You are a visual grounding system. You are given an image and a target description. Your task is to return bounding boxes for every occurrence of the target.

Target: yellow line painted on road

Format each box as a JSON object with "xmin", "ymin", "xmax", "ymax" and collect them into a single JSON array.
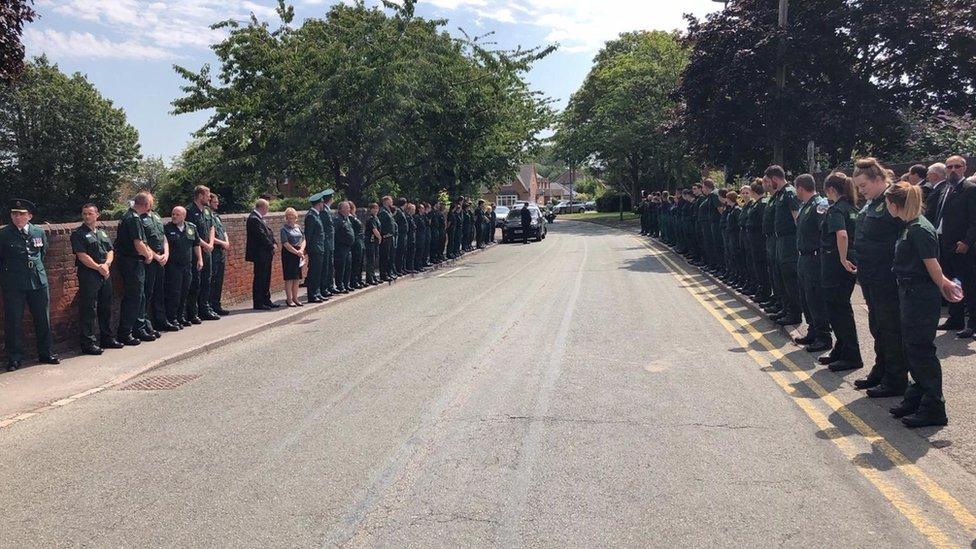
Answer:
[
  {"xmin": 436, "ymin": 267, "xmax": 464, "ymax": 278},
  {"xmin": 638, "ymin": 236, "xmax": 973, "ymax": 546}
]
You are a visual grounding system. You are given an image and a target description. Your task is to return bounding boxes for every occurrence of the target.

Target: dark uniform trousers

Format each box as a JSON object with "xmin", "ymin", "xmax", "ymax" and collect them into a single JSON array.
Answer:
[
  {"xmin": 414, "ymin": 231, "xmax": 425, "ymax": 268},
  {"xmin": 78, "ymin": 269, "xmax": 113, "ymax": 347},
  {"xmin": 165, "ymin": 262, "xmax": 192, "ymax": 323},
  {"xmin": 144, "ymin": 260, "xmax": 165, "ymax": 328},
  {"xmin": 861, "ymin": 281, "xmax": 908, "ymax": 391},
  {"xmin": 306, "ymin": 252, "xmax": 324, "ymax": 298},
  {"xmin": 797, "ymin": 253, "xmax": 830, "ymax": 340},
  {"xmin": 335, "ymin": 244, "xmax": 352, "ymax": 290},
  {"xmin": 252, "ymin": 250, "xmax": 273, "ymax": 306},
  {"xmin": 3, "ymin": 286, "xmax": 52, "ymax": 362},
  {"xmin": 777, "ymin": 235, "xmax": 801, "ymax": 318},
  {"xmin": 379, "ymin": 236, "xmax": 394, "ymax": 278},
  {"xmin": 395, "ymin": 233, "xmax": 407, "ymax": 273},
  {"xmin": 940, "ymin": 245, "xmax": 976, "ymax": 328},
  {"xmin": 187, "ymin": 250, "xmax": 212, "ymax": 318},
  {"xmin": 322, "ymin": 247, "xmax": 335, "ymax": 293},
  {"xmin": 117, "ymin": 255, "xmax": 146, "ymax": 337},
  {"xmin": 898, "ymin": 279, "xmax": 944, "ymax": 408},
  {"xmin": 405, "ymin": 233, "xmax": 416, "ymax": 271},
  {"xmin": 766, "ymin": 239, "xmax": 783, "ymax": 305},
  {"xmin": 751, "ymin": 233, "xmax": 769, "ymax": 298},
  {"xmin": 365, "ymin": 244, "xmax": 378, "ymax": 282},
  {"xmin": 823, "ymin": 277, "xmax": 861, "ymax": 362},
  {"xmin": 352, "ymin": 241, "xmax": 365, "ymax": 284},
  {"xmin": 209, "ymin": 248, "xmax": 226, "ymax": 312}
]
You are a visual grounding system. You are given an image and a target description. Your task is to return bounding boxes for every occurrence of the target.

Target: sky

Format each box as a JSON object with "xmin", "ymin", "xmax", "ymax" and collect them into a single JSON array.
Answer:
[{"xmin": 23, "ymin": 0, "xmax": 723, "ymax": 162}]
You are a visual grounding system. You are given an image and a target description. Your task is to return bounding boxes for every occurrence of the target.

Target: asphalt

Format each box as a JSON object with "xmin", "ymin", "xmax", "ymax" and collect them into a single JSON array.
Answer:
[{"xmin": 3, "ymin": 220, "xmax": 976, "ymax": 547}]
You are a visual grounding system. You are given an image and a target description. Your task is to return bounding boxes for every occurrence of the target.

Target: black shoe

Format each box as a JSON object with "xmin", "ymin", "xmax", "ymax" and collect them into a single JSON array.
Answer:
[
  {"xmin": 267, "ymin": 302, "xmax": 281, "ymax": 309},
  {"xmin": 6, "ymin": 360, "xmax": 21, "ymax": 371},
  {"xmin": 161, "ymin": 323, "xmax": 180, "ymax": 332},
  {"xmin": 179, "ymin": 318, "xmax": 192, "ymax": 327},
  {"xmin": 956, "ymin": 328, "xmax": 975, "ymax": 338},
  {"xmin": 889, "ymin": 401, "xmax": 919, "ymax": 419},
  {"xmin": 150, "ymin": 329, "xmax": 162, "ymax": 338},
  {"xmin": 775, "ymin": 316, "xmax": 801, "ymax": 326},
  {"xmin": 866, "ymin": 385, "xmax": 904, "ymax": 398},
  {"xmin": 794, "ymin": 334, "xmax": 815, "ymax": 345},
  {"xmin": 853, "ymin": 376, "xmax": 881, "ymax": 390},
  {"xmin": 136, "ymin": 331, "xmax": 157, "ymax": 342},
  {"xmin": 215, "ymin": 308, "xmax": 231, "ymax": 316},
  {"xmin": 902, "ymin": 412, "xmax": 948, "ymax": 428},
  {"xmin": 253, "ymin": 304, "xmax": 272, "ymax": 310},
  {"xmin": 818, "ymin": 354, "xmax": 838, "ymax": 365},
  {"xmin": 201, "ymin": 312, "xmax": 221, "ymax": 321},
  {"xmin": 189, "ymin": 317, "xmax": 202, "ymax": 324},
  {"xmin": 119, "ymin": 334, "xmax": 141, "ymax": 346},
  {"xmin": 937, "ymin": 320, "xmax": 964, "ymax": 331},
  {"xmin": 82, "ymin": 345, "xmax": 104, "ymax": 356},
  {"xmin": 828, "ymin": 360, "xmax": 862, "ymax": 372},
  {"xmin": 101, "ymin": 338, "xmax": 125, "ymax": 349},
  {"xmin": 307, "ymin": 296, "xmax": 325, "ymax": 304},
  {"xmin": 805, "ymin": 340, "xmax": 832, "ymax": 353}
]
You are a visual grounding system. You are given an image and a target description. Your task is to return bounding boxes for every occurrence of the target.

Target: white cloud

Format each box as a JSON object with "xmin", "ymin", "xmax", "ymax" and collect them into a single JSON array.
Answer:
[
  {"xmin": 24, "ymin": 28, "xmax": 176, "ymax": 60},
  {"xmin": 30, "ymin": 0, "xmax": 285, "ymax": 61}
]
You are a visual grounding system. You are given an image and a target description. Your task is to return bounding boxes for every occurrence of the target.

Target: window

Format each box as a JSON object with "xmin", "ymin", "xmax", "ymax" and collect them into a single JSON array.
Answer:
[{"xmin": 497, "ymin": 194, "xmax": 518, "ymax": 207}]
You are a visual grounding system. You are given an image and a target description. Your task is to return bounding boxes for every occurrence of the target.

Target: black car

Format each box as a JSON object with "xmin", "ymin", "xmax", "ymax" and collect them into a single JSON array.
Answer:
[{"xmin": 502, "ymin": 204, "xmax": 548, "ymax": 242}]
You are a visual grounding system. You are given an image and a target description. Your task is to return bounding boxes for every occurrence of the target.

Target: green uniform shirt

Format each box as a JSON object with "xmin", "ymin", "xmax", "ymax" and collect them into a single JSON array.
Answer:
[
  {"xmin": 334, "ymin": 215, "xmax": 355, "ymax": 247},
  {"xmin": 305, "ymin": 209, "xmax": 326, "ymax": 255},
  {"xmin": 320, "ymin": 206, "xmax": 335, "ymax": 249},
  {"xmin": 761, "ymin": 195, "xmax": 776, "ymax": 237},
  {"xmin": 819, "ymin": 198, "xmax": 858, "ymax": 286},
  {"xmin": 893, "ymin": 216, "xmax": 939, "ymax": 279},
  {"xmin": 164, "ymin": 221, "xmax": 201, "ymax": 266},
  {"xmin": 379, "ymin": 207, "xmax": 395, "ymax": 236},
  {"xmin": 0, "ymin": 224, "xmax": 48, "ymax": 290},
  {"xmin": 854, "ymin": 191, "xmax": 904, "ymax": 284},
  {"xmin": 796, "ymin": 195, "xmax": 827, "ymax": 253},
  {"xmin": 351, "ymin": 215, "xmax": 365, "ymax": 245},
  {"xmin": 141, "ymin": 210, "xmax": 166, "ymax": 254},
  {"xmin": 773, "ymin": 185, "xmax": 800, "ymax": 237},
  {"xmin": 115, "ymin": 208, "xmax": 146, "ymax": 257},
  {"xmin": 71, "ymin": 225, "xmax": 113, "ymax": 271},
  {"xmin": 213, "ymin": 212, "xmax": 227, "ymax": 241},
  {"xmin": 705, "ymin": 191, "xmax": 722, "ymax": 223},
  {"xmin": 366, "ymin": 215, "xmax": 381, "ymax": 247},
  {"xmin": 186, "ymin": 203, "xmax": 214, "ymax": 248}
]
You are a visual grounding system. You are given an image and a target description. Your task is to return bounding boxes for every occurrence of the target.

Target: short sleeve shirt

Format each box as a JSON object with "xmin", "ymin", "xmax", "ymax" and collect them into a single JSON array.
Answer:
[
  {"xmin": 71, "ymin": 225, "xmax": 113, "ymax": 270},
  {"xmin": 280, "ymin": 224, "xmax": 305, "ymax": 247},
  {"xmin": 115, "ymin": 208, "xmax": 146, "ymax": 256},
  {"xmin": 774, "ymin": 185, "xmax": 800, "ymax": 237},
  {"xmin": 893, "ymin": 216, "xmax": 939, "ymax": 279},
  {"xmin": 854, "ymin": 191, "xmax": 904, "ymax": 284},
  {"xmin": 141, "ymin": 211, "xmax": 166, "ymax": 253},
  {"xmin": 165, "ymin": 222, "xmax": 201, "ymax": 266}
]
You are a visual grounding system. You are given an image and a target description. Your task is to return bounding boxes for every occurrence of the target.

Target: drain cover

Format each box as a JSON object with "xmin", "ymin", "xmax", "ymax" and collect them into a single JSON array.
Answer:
[{"xmin": 119, "ymin": 374, "xmax": 200, "ymax": 391}]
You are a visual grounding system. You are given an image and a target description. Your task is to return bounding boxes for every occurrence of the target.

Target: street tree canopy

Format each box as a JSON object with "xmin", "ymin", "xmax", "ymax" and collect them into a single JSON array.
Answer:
[
  {"xmin": 0, "ymin": 0, "xmax": 35, "ymax": 82},
  {"xmin": 554, "ymin": 31, "xmax": 700, "ymax": 198},
  {"xmin": 173, "ymin": 0, "xmax": 554, "ymax": 204}
]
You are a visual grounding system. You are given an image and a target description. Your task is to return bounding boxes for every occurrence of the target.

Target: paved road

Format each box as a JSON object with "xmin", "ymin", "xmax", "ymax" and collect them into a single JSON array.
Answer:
[{"xmin": 3, "ymin": 221, "xmax": 976, "ymax": 547}]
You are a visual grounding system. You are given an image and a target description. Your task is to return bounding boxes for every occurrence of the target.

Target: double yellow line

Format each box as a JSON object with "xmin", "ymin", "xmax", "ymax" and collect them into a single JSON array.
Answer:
[{"xmin": 636, "ymin": 235, "xmax": 976, "ymax": 547}]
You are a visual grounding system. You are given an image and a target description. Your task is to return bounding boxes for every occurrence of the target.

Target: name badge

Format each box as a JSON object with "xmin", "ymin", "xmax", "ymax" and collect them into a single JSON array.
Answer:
[
  {"xmin": 188, "ymin": 229, "xmax": 195, "ymax": 236},
  {"xmin": 32, "ymin": 237, "xmax": 43, "ymax": 247},
  {"xmin": 85, "ymin": 233, "xmax": 97, "ymax": 243}
]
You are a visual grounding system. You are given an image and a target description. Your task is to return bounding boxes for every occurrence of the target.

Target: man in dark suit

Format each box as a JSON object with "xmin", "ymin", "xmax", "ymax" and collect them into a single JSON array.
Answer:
[
  {"xmin": 923, "ymin": 162, "xmax": 947, "ymax": 225},
  {"xmin": 520, "ymin": 202, "xmax": 532, "ymax": 244},
  {"xmin": 246, "ymin": 198, "xmax": 278, "ymax": 310},
  {"xmin": 933, "ymin": 155, "xmax": 976, "ymax": 337}
]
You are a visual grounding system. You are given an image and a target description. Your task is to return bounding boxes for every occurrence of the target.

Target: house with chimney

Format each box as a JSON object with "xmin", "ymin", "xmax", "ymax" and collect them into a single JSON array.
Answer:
[{"xmin": 483, "ymin": 164, "xmax": 538, "ymax": 207}]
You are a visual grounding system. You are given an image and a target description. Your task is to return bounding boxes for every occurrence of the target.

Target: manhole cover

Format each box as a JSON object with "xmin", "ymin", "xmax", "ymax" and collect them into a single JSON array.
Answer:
[{"xmin": 119, "ymin": 374, "xmax": 200, "ymax": 391}]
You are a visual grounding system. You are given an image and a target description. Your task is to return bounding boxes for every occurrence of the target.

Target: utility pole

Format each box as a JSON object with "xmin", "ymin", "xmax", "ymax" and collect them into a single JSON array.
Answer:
[{"xmin": 773, "ymin": 0, "xmax": 789, "ymax": 167}]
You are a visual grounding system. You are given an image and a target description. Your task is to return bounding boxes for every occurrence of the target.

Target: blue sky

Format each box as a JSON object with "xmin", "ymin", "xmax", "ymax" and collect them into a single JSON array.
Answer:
[{"xmin": 24, "ymin": 0, "xmax": 723, "ymax": 162}]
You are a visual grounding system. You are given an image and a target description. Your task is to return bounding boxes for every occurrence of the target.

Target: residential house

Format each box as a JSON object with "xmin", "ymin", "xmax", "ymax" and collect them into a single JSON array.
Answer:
[{"xmin": 483, "ymin": 164, "xmax": 538, "ymax": 206}]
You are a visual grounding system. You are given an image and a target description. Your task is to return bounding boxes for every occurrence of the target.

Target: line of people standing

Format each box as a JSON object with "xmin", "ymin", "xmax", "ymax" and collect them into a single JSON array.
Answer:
[
  {"xmin": 641, "ymin": 156, "xmax": 973, "ymax": 429},
  {"xmin": 245, "ymin": 192, "xmax": 498, "ymax": 309}
]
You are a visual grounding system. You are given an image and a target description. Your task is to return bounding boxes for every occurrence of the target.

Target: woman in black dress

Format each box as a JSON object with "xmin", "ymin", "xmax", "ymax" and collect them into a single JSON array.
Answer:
[{"xmin": 280, "ymin": 207, "xmax": 306, "ymax": 307}]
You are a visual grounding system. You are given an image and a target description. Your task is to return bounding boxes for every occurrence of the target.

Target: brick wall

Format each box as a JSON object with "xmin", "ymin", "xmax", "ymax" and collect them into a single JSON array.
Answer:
[{"xmin": 0, "ymin": 211, "xmax": 293, "ymax": 360}]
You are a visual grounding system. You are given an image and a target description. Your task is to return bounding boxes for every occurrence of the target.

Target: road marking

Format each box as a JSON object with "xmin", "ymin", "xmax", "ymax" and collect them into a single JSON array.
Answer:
[
  {"xmin": 637, "ymin": 236, "xmax": 974, "ymax": 546},
  {"xmin": 436, "ymin": 267, "xmax": 464, "ymax": 278}
]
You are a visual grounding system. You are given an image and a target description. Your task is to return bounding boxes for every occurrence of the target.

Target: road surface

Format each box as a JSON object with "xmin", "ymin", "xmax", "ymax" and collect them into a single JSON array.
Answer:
[{"xmin": 3, "ymin": 220, "xmax": 976, "ymax": 547}]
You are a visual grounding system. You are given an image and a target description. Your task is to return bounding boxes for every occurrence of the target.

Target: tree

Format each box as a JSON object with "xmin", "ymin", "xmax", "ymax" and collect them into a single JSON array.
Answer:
[
  {"xmin": 678, "ymin": 0, "xmax": 976, "ymax": 177},
  {"xmin": 0, "ymin": 0, "xmax": 35, "ymax": 82},
  {"xmin": 173, "ymin": 0, "xmax": 553, "ymax": 204},
  {"xmin": 0, "ymin": 56, "xmax": 140, "ymax": 221},
  {"xmin": 555, "ymin": 31, "xmax": 700, "ymax": 199}
]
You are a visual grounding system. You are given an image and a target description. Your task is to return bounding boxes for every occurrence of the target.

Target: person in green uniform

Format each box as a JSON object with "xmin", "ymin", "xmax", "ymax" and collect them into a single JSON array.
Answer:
[
  {"xmin": 208, "ymin": 193, "xmax": 231, "ymax": 316},
  {"xmin": 414, "ymin": 203, "xmax": 428, "ymax": 272},
  {"xmin": 186, "ymin": 185, "xmax": 220, "ymax": 322},
  {"xmin": 394, "ymin": 198, "xmax": 409, "ymax": 273},
  {"xmin": 365, "ymin": 203, "xmax": 382, "ymax": 285},
  {"xmin": 319, "ymin": 190, "xmax": 338, "ymax": 296},
  {"xmin": 818, "ymin": 172, "xmax": 863, "ymax": 372},
  {"xmin": 115, "ymin": 192, "xmax": 155, "ymax": 345},
  {"xmin": 379, "ymin": 196, "xmax": 396, "ymax": 281},
  {"xmin": 304, "ymin": 191, "xmax": 328, "ymax": 303},
  {"xmin": 476, "ymin": 200, "xmax": 487, "ymax": 249},
  {"xmin": 462, "ymin": 201, "xmax": 475, "ymax": 252},
  {"xmin": 0, "ymin": 199, "xmax": 59, "ymax": 370},
  {"xmin": 884, "ymin": 181, "xmax": 962, "ymax": 427},
  {"xmin": 760, "ymin": 177, "xmax": 783, "ymax": 315},
  {"xmin": 72, "ymin": 204, "xmax": 124, "ymax": 354},
  {"xmin": 747, "ymin": 181, "xmax": 770, "ymax": 304},
  {"xmin": 738, "ymin": 186, "xmax": 757, "ymax": 296},
  {"xmin": 702, "ymin": 179, "xmax": 722, "ymax": 272},
  {"xmin": 163, "ymin": 206, "xmax": 202, "ymax": 328},
  {"xmin": 767, "ymin": 166, "xmax": 803, "ymax": 325},
  {"xmin": 851, "ymin": 158, "xmax": 909, "ymax": 397},
  {"xmin": 141, "ymin": 194, "xmax": 169, "ymax": 336},
  {"xmin": 334, "ymin": 200, "xmax": 355, "ymax": 293},
  {"xmin": 350, "ymin": 201, "xmax": 366, "ymax": 288},
  {"xmin": 793, "ymin": 174, "xmax": 832, "ymax": 352},
  {"xmin": 405, "ymin": 202, "xmax": 417, "ymax": 273},
  {"xmin": 638, "ymin": 194, "xmax": 650, "ymax": 235}
]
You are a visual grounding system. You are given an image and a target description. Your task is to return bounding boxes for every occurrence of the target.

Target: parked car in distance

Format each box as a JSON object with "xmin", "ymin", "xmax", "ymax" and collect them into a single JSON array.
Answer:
[
  {"xmin": 584, "ymin": 201, "xmax": 596, "ymax": 211},
  {"xmin": 493, "ymin": 205, "xmax": 510, "ymax": 227},
  {"xmin": 552, "ymin": 200, "xmax": 587, "ymax": 214},
  {"xmin": 502, "ymin": 203, "xmax": 548, "ymax": 243}
]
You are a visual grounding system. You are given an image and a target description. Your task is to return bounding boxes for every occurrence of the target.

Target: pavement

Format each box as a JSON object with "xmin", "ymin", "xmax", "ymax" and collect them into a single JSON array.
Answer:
[{"xmin": 3, "ymin": 221, "xmax": 976, "ymax": 546}]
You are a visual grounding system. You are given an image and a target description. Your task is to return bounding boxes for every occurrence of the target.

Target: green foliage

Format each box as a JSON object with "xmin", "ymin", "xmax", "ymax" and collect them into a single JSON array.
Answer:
[
  {"xmin": 0, "ymin": 56, "xmax": 140, "ymax": 222},
  {"xmin": 678, "ymin": 0, "xmax": 976, "ymax": 177},
  {"xmin": 269, "ymin": 197, "xmax": 308, "ymax": 212},
  {"xmin": 172, "ymin": 1, "xmax": 553, "ymax": 205},
  {"xmin": 596, "ymin": 193, "xmax": 631, "ymax": 213},
  {"xmin": 155, "ymin": 139, "xmax": 257, "ymax": 216},
  {"xmin": 555, "ymin": 31, "xmax": 700, "ymax": 200},
  {"xmin": 902, "ymin": 111, "xmax": 976, "ymax": 161},
  {"xmin": 1, "ymin": 0, "xmax": 35, "ymax": 82}
]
